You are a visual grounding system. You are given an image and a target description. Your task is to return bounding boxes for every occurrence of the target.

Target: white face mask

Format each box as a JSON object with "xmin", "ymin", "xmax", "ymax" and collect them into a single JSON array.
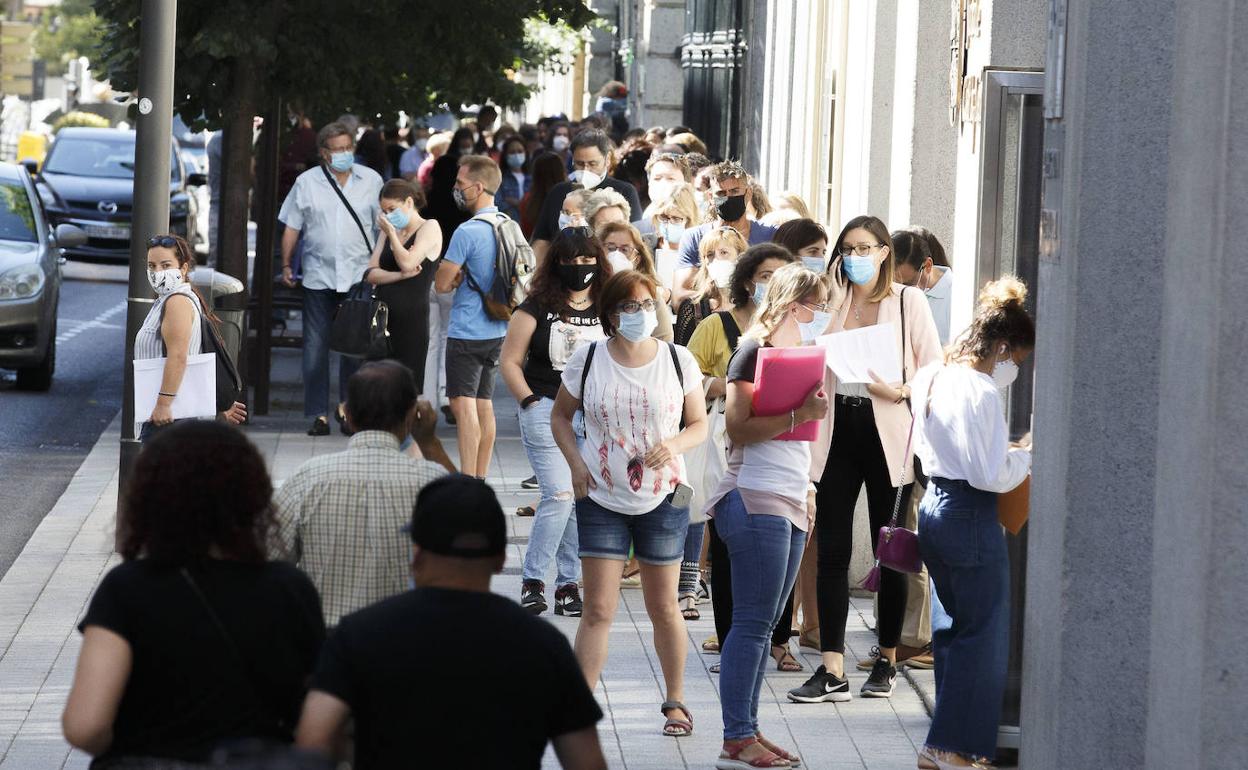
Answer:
[
  {"xmin": 992, "ymin": 351, "xmax": 1019, "ymax": 389},
  {"xmin": 569, "ymin": 169, "xmax": 603, "ymax": 189},
  {"xmin": 607, "ymin": 249, "xmax": 633, "ymax": 272},
  {"xmin": 648, "ymin": 179, "xmax": 676, "ymax": 206},
  {"xmin": 558, "ymin": 212, "xmax": 574, "ymax": 230},
  {"xmin": 148, "ymin": 267, "xmax": 185, "ymax": 296},
  {"xmin": 707, "ymin": 260, "xmax": 735, "ymax": 288},
  {"xmin": 552, "ymin": 135, "xmax": 570, "ymax": 152}
]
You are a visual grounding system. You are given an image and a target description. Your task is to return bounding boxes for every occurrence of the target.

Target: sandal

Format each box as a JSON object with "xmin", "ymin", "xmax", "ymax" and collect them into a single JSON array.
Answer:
[
  {"xmin": 756, "ymin": 733, "xmax": 801, "ymax": 767},
  {"xmin": 515, "ymin": 505, "xmax": 535, "ymax": 517},
  {"xmin": 680, "ymin": 594, "xmax": 700, "ymax": 620},
  {"xmin": 702, "ymin": 635, "xmax": 720, "ymax": 653},
  {"xmin": 709, "ymin": 662, "xmax": 720, "ymax": 673},
  {"xmin": 620, "ymin": 560, "xmax": 642, "ymax": 588},
  {"xmin": 771, "ymin": 644, "xmax": 803, "ymax": 672},
  {"xmin": 660, "ymin": 700, "xmax": 693, "ymax": 737},
  {"xmin": 715, "ymin": 736, "xmax": 790, "ymax": 769}
]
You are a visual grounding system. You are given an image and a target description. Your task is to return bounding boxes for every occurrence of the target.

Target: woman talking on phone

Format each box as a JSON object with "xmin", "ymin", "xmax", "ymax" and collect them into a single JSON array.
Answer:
[
  {"xmin": 909, "ymin": 278, "xmax": 1034, "ymax": 770},
  {"xmin": 551, "ymin": 270, "xmax": 707, "ymax": 739}
]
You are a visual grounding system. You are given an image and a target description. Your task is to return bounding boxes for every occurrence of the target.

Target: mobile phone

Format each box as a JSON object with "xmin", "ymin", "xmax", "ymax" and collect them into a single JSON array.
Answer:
[{"xmin": 670, "ymin": 482, "xmax": 694, "ymax": 509}]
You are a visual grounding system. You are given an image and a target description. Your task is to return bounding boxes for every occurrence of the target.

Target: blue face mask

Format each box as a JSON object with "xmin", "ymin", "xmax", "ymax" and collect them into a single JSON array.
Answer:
[
  {"xmin": 329, "ymin": 151, "xmax": 354, "ymax": 173},
  {"xmin": 385, "ymin": 207, "xmax": 410, "ymax": 229},
  {"xmin": 797, "ymin": 309, "xmax": 833, "ymax": 345},
  {"xmin": 506, "ymin": 152, "xmax": 526, "ymax": 170},
  {"xmin": 616, "ymin": 309, "xmax": 658, "ymax": 342},
  {"xmin": 751, "ymin": 281, "xmax": 768, "ymax": 305},
  {"xmin": 660, "ymin": 222, "xmax": 686, "ymax": 246},
  {"xmin": 802, "ymin": 256, "xmax": 826, "ymax": 274},
  {"xmin": 842, "ymin": 254, "xmax": 877, "ymax": 285}
]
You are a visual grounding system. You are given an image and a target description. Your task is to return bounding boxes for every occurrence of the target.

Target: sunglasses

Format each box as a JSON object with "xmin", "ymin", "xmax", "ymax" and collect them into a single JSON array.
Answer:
[{"xmin": 147, "ymin": 236, "xmax": 179, "ymax": 248}]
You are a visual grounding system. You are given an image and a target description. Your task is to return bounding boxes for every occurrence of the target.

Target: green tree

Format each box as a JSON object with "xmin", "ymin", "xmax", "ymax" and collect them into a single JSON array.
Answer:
[
  {"xmin": 92, "ymin": 0, "xmax": 596, "ymax": 283},
  {"xmin": 34, "ymin": 0, "xmax": 105, "ymax": 76}
]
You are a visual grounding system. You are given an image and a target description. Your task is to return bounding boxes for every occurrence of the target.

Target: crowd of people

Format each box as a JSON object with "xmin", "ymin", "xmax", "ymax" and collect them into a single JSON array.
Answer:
[{"xmin": 88, "ymin": 102, "xmax": 1034, "ymax": 770}]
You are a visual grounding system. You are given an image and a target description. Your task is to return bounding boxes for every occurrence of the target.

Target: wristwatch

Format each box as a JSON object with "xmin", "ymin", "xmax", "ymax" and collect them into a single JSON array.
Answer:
[{"xmin": 521, "ymin": 394, "xmax": 542, "ymax": 409}]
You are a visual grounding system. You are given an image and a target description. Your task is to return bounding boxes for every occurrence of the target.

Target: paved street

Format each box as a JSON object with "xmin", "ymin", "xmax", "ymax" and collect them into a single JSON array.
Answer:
[
  {"xmin": 0, "ymin": 261, "xmax": 128, "ymax": 578},
  {"xmin": 0, "ymin": 347, "xmax": 933, "ymax": 769}
]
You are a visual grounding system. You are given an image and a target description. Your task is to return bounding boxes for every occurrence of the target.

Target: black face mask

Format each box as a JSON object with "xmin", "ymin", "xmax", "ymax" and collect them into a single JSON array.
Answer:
[
  {"xmin": 558, "ymin": 263, "xmax": 596, "ymax": 291},
  {"xmin": 716, "ymin": 193, "xmax": 747, "ymax": 222}
]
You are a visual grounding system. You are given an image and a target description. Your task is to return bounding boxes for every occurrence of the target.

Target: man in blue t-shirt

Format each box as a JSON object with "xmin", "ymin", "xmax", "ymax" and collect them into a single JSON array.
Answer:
[
  {"xmin": 434, "ymin": 156, "xmax": 509, "ymax": 479},
  {"xmin": 671, "ymin": 160, "xmax": 778, "ymax": 305}
]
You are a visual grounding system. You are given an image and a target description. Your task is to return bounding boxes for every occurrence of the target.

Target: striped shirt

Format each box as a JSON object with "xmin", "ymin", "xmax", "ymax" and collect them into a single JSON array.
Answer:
[
  {"xmin": 134, "ymin": 285, "xmax": 202, "ymax": 360},
  {"xmin": 271, "ymin": 430, "xmax": 448, "ymax": 627}
]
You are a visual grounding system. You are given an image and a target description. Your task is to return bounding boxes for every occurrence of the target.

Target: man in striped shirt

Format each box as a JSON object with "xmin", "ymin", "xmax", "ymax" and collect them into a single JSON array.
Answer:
[{"xmin": 272, "ymin": 360, "xmax": 455, "ymax": 626}]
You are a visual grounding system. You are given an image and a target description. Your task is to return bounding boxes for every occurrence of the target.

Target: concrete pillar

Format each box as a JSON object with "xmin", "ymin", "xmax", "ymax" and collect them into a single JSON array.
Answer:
[{"xmin": 1023, "ymin": 2, "xmax": 1248, "ymax": 767}]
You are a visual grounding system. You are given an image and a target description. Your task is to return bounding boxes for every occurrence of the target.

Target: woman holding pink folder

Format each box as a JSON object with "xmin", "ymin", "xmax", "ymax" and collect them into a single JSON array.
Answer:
[
  {"xmin": 787, "ymin": 215, "xmax": 942, "ymax": 706},
  {"xmin": 704, "ymin": 263, "xmax": 829, "ymax": 769}
]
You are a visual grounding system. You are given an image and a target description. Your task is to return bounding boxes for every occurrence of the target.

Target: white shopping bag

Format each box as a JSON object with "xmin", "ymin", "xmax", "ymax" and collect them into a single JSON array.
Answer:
[{"xmin": 133, "ymin": 353, "xmax": 218, "ymax": 431}]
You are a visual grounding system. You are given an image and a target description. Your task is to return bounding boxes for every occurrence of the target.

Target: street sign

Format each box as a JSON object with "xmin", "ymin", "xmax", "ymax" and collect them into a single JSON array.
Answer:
[{"xmin": 0, "ymin": 21, "xmax": 36, "ymax": 98}]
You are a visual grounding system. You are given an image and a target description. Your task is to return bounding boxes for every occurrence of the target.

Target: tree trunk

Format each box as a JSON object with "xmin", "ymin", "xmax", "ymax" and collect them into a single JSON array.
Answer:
[{"xmin": 217, "ymin": 56, "xmax": 261, "ymax": 287}]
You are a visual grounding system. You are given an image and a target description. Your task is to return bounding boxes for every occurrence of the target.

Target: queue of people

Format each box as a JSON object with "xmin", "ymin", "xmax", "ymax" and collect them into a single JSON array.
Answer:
[{"xmin": 105, "ymin": 112, "xmax": 1033, "ymax": 770}]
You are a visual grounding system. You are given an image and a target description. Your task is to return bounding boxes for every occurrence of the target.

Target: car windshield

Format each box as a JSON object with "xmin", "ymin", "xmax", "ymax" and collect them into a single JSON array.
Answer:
[
  {"xmin": 0, "ymin": 182, "xmax": 38, "ymax": 243},
  {"xmin": 43, "ymin": 136, "xmax": 180, "ymax": 181}
]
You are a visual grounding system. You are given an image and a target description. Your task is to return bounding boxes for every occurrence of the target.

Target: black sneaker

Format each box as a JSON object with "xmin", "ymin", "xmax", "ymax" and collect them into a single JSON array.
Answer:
[
  {"xmin": 861, "ymin": 656, "xmax": 897, "ymax": 698},
  {"xmin": 521, "ymin": 475, "xmax": 539, "ymax": 490},
  {"xmin": 441, "ymin": 405, "xmax": 456, "ymax": 426},
  {"xmin": 520, "ymin": 580, "xmax": 547, "ymax": 614},
  {"xmin": 553, "ymin": 583, "xmax": 583, "ymax": 616},
  {"xmin": 306, "ymin": 417, "xmax": 330, "ymax": 436},
  {"xmin": 787, "ymin": 665, "xmax": 851, "ymax": 703}
]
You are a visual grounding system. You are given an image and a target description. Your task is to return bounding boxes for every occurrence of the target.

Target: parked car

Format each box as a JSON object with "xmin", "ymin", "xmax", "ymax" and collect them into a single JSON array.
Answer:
[
  {"xmin": 0, "ymin": 162, "xmax": 87, "ymax": 390},
  {"xmin": 30, "ymin": 127, "xmax": 205, "ymax": 262}
]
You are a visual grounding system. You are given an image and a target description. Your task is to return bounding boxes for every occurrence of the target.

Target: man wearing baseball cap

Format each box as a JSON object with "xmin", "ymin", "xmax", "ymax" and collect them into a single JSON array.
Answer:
[{"xmin": 295, "ymin": 475, "xmax": 607, "ymax": 769}]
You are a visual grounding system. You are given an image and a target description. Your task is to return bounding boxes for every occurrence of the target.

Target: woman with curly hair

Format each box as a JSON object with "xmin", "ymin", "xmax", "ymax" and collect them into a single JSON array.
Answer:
[
  {"xmin": 499, "ymin": 227, "xmax": 611, "ymax": 617},
  {"xmin": 63, "ymin": 421, "xmax": 326, "ymax": 766}
]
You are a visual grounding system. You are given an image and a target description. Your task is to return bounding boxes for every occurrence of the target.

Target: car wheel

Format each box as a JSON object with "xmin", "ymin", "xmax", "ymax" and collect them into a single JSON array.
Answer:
[{"xmin": 16, "ymin": 322, "xmax": 55, "ymax": 392}]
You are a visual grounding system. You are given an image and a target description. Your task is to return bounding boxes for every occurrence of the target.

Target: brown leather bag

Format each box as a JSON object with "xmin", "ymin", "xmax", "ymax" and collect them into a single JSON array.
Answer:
[{"xmin": 998, "ymin": 475, "xmax": 1030, "ymax": 535}]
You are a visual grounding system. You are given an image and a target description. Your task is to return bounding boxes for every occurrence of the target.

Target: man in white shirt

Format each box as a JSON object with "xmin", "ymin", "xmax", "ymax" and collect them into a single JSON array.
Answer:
[{"xmin": 279, "ymin": 122, "xmax": 383, "ymax": 436}]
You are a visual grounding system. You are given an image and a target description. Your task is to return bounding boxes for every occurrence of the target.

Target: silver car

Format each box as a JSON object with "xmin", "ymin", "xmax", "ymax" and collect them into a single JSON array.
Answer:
[{"xmin": 0, "ymin": 162, "xmax": 86, "ymax": 390}]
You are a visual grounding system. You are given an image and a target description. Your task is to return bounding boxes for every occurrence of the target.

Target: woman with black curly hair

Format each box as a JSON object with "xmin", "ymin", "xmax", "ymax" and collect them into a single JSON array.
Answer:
[{"xmin": 63, "ymin": 422, "xmax": 325, "ymax": 767}]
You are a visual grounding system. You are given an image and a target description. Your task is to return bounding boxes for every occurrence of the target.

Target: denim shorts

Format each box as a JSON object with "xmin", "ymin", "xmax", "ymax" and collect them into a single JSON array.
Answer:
[{"xmin": 576, "ymin": 494, "xmax": 689, "ymax": 566}]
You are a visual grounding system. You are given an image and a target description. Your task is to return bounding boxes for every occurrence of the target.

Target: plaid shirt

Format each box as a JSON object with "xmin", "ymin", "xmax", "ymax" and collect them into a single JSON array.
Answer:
[{"xmin": 272, "ymin": 431, "xmax": 447, "ymax": 626}]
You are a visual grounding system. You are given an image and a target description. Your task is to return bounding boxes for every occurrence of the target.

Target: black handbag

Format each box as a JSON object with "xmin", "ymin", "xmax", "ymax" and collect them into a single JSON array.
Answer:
[{"xmin": 329, "ymin": 280, "xmax": 392, "ymax": 359}]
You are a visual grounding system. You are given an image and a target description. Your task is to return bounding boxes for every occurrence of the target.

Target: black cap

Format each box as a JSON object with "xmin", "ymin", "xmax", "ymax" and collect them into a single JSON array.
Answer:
[{"xmin": 408, "ymin": 474, "xmax": 506, "ymax": 558}]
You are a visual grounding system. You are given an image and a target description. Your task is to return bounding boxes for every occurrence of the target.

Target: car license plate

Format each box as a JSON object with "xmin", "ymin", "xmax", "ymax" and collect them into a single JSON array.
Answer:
[{"xmin": 84, "ymin": 223, "xmax": 130, "ymax": 240}]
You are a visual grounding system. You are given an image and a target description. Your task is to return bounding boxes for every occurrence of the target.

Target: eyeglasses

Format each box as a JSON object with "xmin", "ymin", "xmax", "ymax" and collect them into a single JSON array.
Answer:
[
  {"xmin": 607, "ymin": 244, "xmax": 637, "ymax": 257},
  {"xmin": 801, "ymin": 302, "xmax": 831, "ymax": 314},
  {"xmin": 572, "ymin": 158, "xmax": 605, "ymax": 171},
  {"xmin": 839, "ymin": 243, "xmax": 881, "ymax": 257},
  {"xmin": 147, "ymin": 236, "xmax": 178, "ymax": 248},
  {"xmin": 617, "ymin": 299, "xmax": 657, "ymax": 314}
]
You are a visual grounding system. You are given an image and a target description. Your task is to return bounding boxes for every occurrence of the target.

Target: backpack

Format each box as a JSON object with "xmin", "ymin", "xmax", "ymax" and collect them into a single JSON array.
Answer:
[{"xmin": 462, "ymin": 211, "xmax": 535, "ymax": 322}]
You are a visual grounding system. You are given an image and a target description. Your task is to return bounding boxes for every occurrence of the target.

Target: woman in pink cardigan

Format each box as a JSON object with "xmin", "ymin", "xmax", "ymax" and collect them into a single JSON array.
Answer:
[{"xmin": 787, "ymin": 215, "xmax": 942, "ymax": 705}]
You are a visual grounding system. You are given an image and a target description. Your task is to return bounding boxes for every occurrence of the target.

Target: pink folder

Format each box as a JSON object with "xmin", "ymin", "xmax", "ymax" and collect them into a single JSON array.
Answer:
[{"xmin": 752, "ymin": 346, "xmax": 826, "ymax": 441}]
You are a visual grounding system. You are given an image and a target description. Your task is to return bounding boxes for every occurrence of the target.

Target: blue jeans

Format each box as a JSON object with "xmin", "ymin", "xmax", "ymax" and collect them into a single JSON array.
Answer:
[
  {"xmin": 713, "ymin": 490, "xmax": 805, "ymax": 740},
  {"xmin": 519, "ymin": 397, "xmax": 580, "ymax": 588},
  {"xmin": 576, "ymin": 495, "xmax": 688, "ymax": 565},
  {"xmin": 302, "ymin": 287, "xmax": 361, "ymax": 418},
  {"xmin": 919, "ymin": 478, "xmax": 1010, "ymax": 760}
]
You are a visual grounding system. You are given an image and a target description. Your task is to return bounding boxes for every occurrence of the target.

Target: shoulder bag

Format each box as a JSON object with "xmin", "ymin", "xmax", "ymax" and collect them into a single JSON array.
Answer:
[
  {"xmin": 321, "ymin": 165, "xmax": 392, "ymax": 360},
  {"xmin": 159, "ymin": 293, "xmax": 243, "ymax": 413}
]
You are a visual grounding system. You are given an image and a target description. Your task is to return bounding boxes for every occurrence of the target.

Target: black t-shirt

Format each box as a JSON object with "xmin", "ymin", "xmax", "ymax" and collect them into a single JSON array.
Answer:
[
  {"xmin": 517, "ymin": 297, "xmax": 603, "ymax": 399},
  {"xmin": 726, "ymin": 336, "xmax": 764, "ymax": 384},
  {"xmin": 311, "ymin": 587, "xmax": 602, "ymax": 770},
  {"xmin": 531, "ymin": 177, "xmax": 644, "ymax": 242},
  {"xmin": 80, "ymin": 559, "xmax": 326, "ymax": 766}
]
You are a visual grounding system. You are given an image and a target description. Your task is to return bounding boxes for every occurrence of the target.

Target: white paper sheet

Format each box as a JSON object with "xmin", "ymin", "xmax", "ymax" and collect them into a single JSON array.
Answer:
[
  {"xmin": 653, "ymin": 248, "xmax": 679, "ymax": 289},
  {"xmin": 817, "ymin": 322, "xmax": 902, "ymax": 384},
  {"xmin": 133, "ymin": 353, "xmax": 218, "ymax": 431}
]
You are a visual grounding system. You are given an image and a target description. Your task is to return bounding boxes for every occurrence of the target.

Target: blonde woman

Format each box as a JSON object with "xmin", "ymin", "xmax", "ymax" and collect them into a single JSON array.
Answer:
[
  {"xmin": 584, "ymin": 187, "xmax": 632, "ymax": 230},
  {"xmin": 648, "ymin": 183, "xmax": 701, "ymax": 275},
  {"xmin": 598, "ymin": 221, "xmax": 675, "ymax": 342},
  {"xmin": 674, "ymin": 226, "xmax": 748, "ymax": 346},
  {"xmin": 703, "ymin": 263, "xmax": 830, "ymax": 769},
  {"xmin": 788, "ymin": 215, "xmax": 942, "ymax": 705},
  {"xmin": 760, "ymin": 192, "xmax": 814, "ymax": 228}
]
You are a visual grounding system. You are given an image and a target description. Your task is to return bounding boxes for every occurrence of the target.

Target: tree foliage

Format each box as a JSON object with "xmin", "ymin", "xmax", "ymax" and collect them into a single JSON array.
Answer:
[
  {"xmin": 34, "ymin": 0, "xmax": 106, "ymax": 76},
  {"xmin": 92, "ymin": 0, "xmax": 598, "ymax": 130}
]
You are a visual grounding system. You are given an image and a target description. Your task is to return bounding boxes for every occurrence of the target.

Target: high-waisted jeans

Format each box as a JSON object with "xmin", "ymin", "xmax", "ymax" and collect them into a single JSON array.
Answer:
[
  {"xmin": 918, "ymin": 477, "xmax": 1010, "ymax": 760},
  {"xmin": 713, "ymin": 490, "xmax": 805, "ymax": 740}
]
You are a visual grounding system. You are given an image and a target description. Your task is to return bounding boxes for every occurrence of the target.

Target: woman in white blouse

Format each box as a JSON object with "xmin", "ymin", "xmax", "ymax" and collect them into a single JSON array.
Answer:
[
  {"xmin": 908, "ymin": 277, "xmax": 1035, "ymax": 770},
  {"xmin": 552, "ymin": 269, "xmax": 707, "ymax": 738}
]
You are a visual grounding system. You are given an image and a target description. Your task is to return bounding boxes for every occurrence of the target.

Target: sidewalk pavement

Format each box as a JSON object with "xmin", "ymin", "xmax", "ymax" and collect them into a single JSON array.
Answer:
[{"xmin": 0, "ymin": 348, "xmax": 932, "ymax": 769}]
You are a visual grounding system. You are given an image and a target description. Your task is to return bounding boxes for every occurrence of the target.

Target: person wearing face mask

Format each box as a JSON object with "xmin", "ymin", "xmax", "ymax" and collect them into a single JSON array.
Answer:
[
  {"xmin": 399, "ymin": 126, "xmax": 431, "ymax": 181},
  {"xmin": 549, "ymin": 123, "xmax": 573, "ymax": 162},
  {"xmin": 558, "ymin": 188, "xmax": 592, "ymax": 231},
  {"xmin": 785, "ymin": 215, "xmax": 942, "ymax": 707},
  {"xmin": 894, "ymin": 227, "xmax": 955, "ymax": 345},
  {"xmin": 499, "ymin": 228, "xmax": 610, "ymax": 617},
  {"xmin": 584, "ymin": 188, "xmax": 632, "ymax": 231},
  {"xmin": 909, "ymin": 278, "xmax": 1034, "ymax": 770},
  {"xmin": 640, "ymin": 152, "xmax": 694, "ymax": 224},
  {"xmin": 596, "ymin": 221, "xmax": 675, "ymax": 342},
  {"xmin": 672, "ymin": 161, "xmax": 778, "ymax": 307},
  {"xmin": 531, "ymin": 130, "xmax": 643, "ymax": 265},
  {"xmin": 495, "ymin": 136, "xmax": 530, "ymax": 223},
  {"xmin": 520, "ymin": 151, "xmax": 570, "ymax": 239},
  {"xmin": 774, "ymin": 218, "xmax": 830, "ymax": 276},
  {"xmin": 645, "ymin": 183, "xmax": 700, "ymax": 286},
  {"xmin": 364, "ymin": 179, "xmax": 443, "ymax": 454},
  {"xmin": 425, "ymin": 127, "xmax": 479, "ymax": 251},
  {"xmin": 551, "ymin": 270, "xmax": 707, "ymax": 740},
  {"xmin": 703, "ymin": 263, "xmax": 831, "ymax": 770},
  {"xmin": 278, "ymin": 122, "xmax": 383, "ymax": 436},
  {"xmin": 134, "ymin": 235, "xmax": 246, "ymax": 440},
  {"xmin": 673, "ymin": 226, "xmax": 747, "ymax": 347}
]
